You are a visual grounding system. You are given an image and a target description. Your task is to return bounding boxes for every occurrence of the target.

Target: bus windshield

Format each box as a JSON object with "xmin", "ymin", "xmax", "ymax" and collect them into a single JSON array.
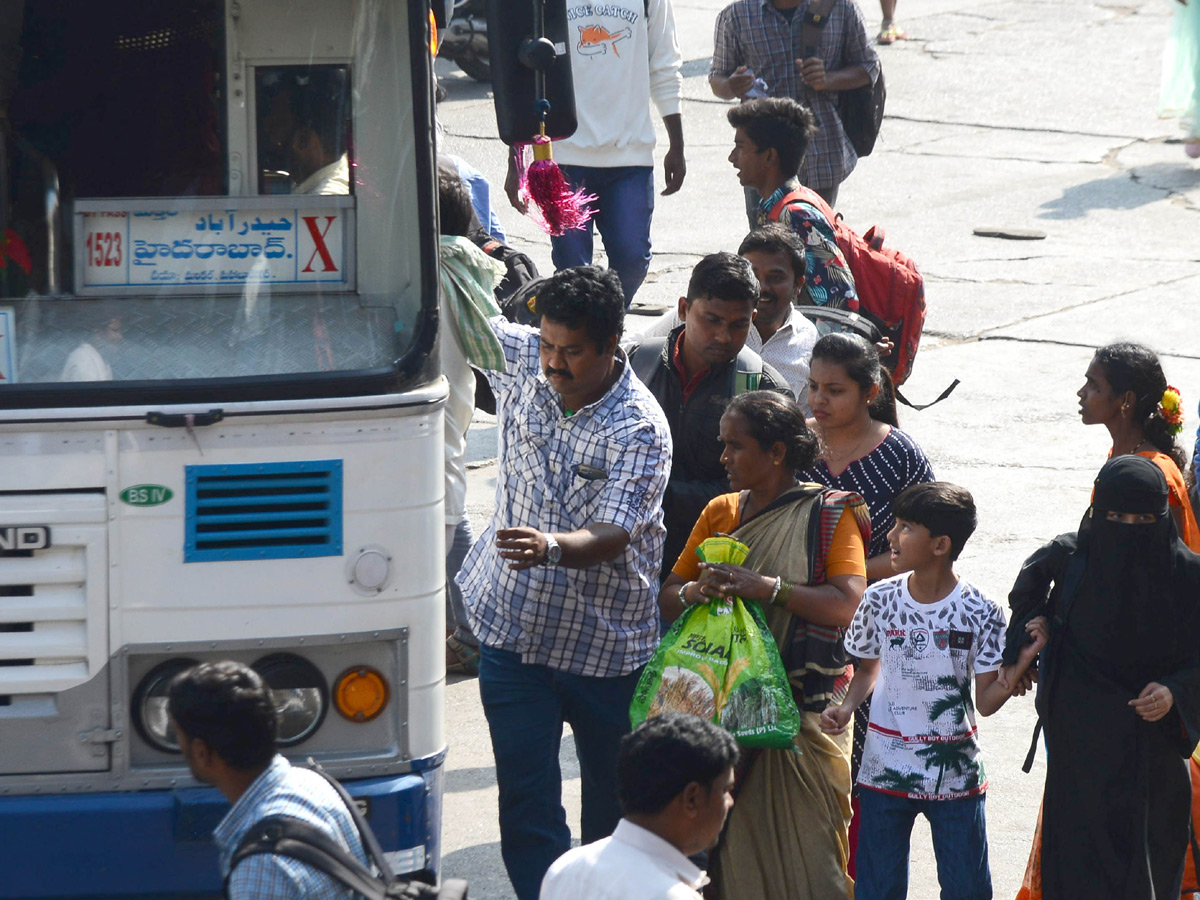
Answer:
[{"xmin": 0, "ymin": 0, "xmax": 434, "ymax": 402}]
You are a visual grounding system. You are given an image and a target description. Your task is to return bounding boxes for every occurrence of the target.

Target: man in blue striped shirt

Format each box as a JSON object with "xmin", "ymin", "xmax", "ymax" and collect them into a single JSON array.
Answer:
[
  {"xmin": 458, "ymin": 265, "xmax": 673, "ymax": 900},
  {"xmin": 169, "ymin": 661, "xmax": 367, "ymax": 900}
]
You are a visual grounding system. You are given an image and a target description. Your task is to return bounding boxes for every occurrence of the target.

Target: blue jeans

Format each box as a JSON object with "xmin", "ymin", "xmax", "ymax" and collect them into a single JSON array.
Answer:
[
  {"xmin": 477, "ymin": 645, "xmax": 643, "ymax": 900},
  {"xmin": 444, "ymin": 517, "xmax": 477, "ymax": 646},
  {"xmin": 855, "ymin": 788, "xmax": 992, "ymax": 900},
  {"xmin": 550, "ymin": 165, "xmax": 653, "ymax": 305}
]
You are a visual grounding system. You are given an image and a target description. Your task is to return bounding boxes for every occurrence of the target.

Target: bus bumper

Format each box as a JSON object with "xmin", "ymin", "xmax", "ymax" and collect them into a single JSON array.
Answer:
[{"xmin": 0, "ymin": 764, "xmax": 442, "ymax": 899}]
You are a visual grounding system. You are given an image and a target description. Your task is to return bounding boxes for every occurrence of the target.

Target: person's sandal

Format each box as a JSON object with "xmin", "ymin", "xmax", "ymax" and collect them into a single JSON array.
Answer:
[
  {"xmin": 446, "ymin": 635, "xmax": 480, "ymax": 677},
  {"xmin": 877, "ymin": 21, "xmax": 908, "ymax": 44}
]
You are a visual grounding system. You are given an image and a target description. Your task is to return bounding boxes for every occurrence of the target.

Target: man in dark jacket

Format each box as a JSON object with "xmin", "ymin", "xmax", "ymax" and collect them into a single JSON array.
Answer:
[{"xmin": 629, "ymin": 252, "xmax": 792, "ymax": 574}]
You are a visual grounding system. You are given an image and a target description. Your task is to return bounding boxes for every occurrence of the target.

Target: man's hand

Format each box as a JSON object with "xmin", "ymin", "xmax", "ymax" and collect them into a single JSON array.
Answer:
[
  {"xmin": 661, "ymin": 113, "xmax": 686, "ymax": 196},
  {"xmin": 662, "ymin": 144, "xmax": 686, "ymax": 195},
  {"xmin": 496, "ymin": 526, "xmax": 547, "ymax": 570},
  {"xmin": 798, "ymin": 57, "xmax": 827, "ymax": 90},
  {"xmin": 727, "ymin": 65, "xmax": 756, "ymax": 98},
  {"xmin": 504, "ymin": 152, "xmax": 528, "ymax": 214}
]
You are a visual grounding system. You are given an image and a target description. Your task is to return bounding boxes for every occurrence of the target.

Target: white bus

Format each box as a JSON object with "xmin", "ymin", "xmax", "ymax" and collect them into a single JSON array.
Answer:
[{"xmin": 0, "ymin": 2, "xmax": 449, "ymax": 896}]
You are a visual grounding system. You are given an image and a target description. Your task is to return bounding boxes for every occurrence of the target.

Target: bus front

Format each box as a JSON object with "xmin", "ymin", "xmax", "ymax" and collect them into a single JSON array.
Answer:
[{"xmin": 0, "ymin": 2, "xmax": 446, "ymax": 897}]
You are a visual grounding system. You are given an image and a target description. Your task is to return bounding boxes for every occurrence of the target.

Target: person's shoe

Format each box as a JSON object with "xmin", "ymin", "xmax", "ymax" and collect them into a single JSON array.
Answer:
[
  {"xmin": 877, "ymin": 21, "xmax": 908, "ymax": 44},
  {"xmin": 446, "ymin": 635, "xmax": 480, "ymax": 677}
]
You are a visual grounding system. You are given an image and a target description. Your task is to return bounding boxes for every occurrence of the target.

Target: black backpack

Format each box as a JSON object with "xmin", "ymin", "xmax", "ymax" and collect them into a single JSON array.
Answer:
[
  {"xmin": 226, "ymin": 762, "xmax": 469, "ymax": 900},
  {"xmin": 801, "ymin": 0, "xmax": 886, "ymax": 158}
]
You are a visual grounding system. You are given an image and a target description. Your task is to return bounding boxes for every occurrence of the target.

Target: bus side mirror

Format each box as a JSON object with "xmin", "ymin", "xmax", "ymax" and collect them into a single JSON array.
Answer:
[{"xmin": 487, "ymin": 0, "xmax": 577, "ymax": 146}]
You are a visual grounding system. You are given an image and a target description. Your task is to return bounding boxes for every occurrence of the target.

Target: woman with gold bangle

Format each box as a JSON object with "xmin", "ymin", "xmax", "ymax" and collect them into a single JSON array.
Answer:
[{"xmin": 658, "ymin": 391, "xmax": 869, "ymax": 900}]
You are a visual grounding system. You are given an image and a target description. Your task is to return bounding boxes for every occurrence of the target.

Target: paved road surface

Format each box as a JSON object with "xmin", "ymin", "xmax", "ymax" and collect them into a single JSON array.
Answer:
[{"xmin": 435, "ymin": 1, "xmax": 1200, "ymax": 896}]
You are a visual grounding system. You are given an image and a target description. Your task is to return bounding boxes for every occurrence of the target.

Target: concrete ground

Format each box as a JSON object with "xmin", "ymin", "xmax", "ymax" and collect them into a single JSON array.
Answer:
[{"xmin": 435, "ymin": 0, "xmax": 1200, "ymax": 896}]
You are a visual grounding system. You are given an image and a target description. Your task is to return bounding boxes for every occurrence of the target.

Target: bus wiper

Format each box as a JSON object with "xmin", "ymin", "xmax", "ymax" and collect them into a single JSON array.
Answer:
[
  {"xmin": 146, "ymin": 409, "xmax": 223, "ymax": 456},
  {"xmin": 146, "ymin": 410, "xmax": 223, "ymax": 428}
]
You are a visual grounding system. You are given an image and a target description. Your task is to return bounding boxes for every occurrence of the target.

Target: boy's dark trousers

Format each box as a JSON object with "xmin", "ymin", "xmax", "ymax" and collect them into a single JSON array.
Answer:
[{"xmin": 853, "ymin": 788, "xmax": 992, "ymax": 900}]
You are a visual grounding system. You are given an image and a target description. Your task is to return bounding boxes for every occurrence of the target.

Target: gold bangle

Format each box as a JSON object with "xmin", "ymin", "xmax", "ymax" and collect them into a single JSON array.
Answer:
[{"xmin": 772, "ymin": 578, "xmax": 792, "ymax": 608}]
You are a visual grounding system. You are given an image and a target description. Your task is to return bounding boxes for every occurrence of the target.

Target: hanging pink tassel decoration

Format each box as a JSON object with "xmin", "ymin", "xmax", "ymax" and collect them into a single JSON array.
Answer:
[{"xmin": 519, "ymin": 137, "xmax": 596, "ymax": 236}]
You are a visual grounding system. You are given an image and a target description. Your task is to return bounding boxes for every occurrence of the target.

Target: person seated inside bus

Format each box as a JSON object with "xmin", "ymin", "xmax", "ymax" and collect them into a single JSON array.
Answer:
[
  {"xmin": 60, "ymin": 311, "xmax": 121, "ymax": 382},
  {"xmin": 257, "ymin": 66, "xmax": 351, "ymax": 196}
]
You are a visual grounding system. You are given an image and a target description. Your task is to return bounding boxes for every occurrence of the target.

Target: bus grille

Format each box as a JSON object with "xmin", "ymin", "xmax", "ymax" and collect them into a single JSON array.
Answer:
[
  {"xmin": 184, "ymin": 460, "xmax": 343, "ymax": 563},
  {"xmin": 0, "ymin": 495, "xmax": 106, "ymax": 694}
]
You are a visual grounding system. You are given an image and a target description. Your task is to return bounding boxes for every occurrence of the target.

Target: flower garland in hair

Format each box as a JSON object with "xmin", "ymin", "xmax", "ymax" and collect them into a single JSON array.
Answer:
[{"xmin": 1159, "ymin": 385, "xmax": 1184, "ymax": 437}]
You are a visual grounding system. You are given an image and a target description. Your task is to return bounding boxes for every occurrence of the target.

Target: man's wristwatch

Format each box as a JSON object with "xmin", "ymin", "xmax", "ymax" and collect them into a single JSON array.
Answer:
[{"xmin": 544, "ymin": 535, "xmax": 562, "ymax": 566}]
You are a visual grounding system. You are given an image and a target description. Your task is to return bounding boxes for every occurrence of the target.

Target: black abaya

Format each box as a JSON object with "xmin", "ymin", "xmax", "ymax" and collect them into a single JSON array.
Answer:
[{"xmin": 1004, "ymin": 457, "xmax": 1200, "ymax": 900}]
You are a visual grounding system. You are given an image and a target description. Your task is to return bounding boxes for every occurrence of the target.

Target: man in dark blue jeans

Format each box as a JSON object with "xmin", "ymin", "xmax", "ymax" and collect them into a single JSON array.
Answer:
[
  {"xmin": 504, "ymin": 0, "xmax": 686, "ymax": 305},
  {"xmin": 456, "ymin": 266, "xmax": 672, "ymax": 900}
]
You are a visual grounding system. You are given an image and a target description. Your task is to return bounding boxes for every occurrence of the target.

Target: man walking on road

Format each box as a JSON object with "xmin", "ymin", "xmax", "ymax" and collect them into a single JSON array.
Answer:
[
  {"xmin": 505, "ymin": 0, "xmax": 685, "ymax": 305},
  {"xmin": 709, "ymin": 0, "xmax": 879, "ymax": 210},
  {"xmin": 169, "ymin": 661, "xmax": 368, "ymax": 900},
  {"xmin": 457, "ymin": 265, "xmax": 672, "ymax": 900}
]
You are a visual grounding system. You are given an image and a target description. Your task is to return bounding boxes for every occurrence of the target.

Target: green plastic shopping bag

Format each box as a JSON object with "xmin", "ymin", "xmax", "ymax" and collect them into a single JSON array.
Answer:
[{"xmin": 630, "ymin": 536, "xmax": 801, "ymax": 749}]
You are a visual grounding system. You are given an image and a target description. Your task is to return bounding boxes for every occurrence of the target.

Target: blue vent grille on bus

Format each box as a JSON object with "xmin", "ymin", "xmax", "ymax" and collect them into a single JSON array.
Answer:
[{"xmin": 184, "ymin": 461, "xmax": 343, "ymax": 563}]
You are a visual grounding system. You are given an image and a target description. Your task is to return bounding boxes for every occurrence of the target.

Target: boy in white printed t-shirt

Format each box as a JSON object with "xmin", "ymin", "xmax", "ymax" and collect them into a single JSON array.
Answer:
[{"xmin": 821, "ymin": 482, "xmax": 1046, "ymax": 900}]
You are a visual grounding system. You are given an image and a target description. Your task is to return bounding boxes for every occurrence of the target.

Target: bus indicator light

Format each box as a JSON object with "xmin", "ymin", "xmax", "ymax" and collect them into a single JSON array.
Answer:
[{"xmin": 334, "ymin": 667, "xmax": 389, "ymax": 722}]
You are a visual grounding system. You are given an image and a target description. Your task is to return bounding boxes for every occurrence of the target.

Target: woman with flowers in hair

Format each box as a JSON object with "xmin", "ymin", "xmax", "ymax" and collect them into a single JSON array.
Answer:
[{"xmin": 1077, "ymin": 341, "xmax": 1199, "ymax": 551}]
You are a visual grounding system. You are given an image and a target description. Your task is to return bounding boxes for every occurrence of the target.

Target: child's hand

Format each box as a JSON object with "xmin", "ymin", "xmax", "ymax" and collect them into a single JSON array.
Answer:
[
  {"xmin": 997, "ymin": 665, "xmax": 1035, "ymax": 695},
  {"xmin": 820, "ymin": 704, "xmax": 852, "ymax": 735}
]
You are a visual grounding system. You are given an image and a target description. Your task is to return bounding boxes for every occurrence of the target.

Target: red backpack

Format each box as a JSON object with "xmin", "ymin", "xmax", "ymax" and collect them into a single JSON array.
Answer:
[{"xmin": 769, "ymin": 187, "xmax": 925, "ymax": 385}]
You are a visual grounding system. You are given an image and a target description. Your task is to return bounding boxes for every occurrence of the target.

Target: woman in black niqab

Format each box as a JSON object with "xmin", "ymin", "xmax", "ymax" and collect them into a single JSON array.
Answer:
[{"xmin": 1004, "ymin": 455, "xmax": 1200, "ymax": 900}]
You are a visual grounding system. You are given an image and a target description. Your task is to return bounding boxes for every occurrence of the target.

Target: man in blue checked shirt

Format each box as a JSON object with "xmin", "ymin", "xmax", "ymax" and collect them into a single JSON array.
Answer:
[
  {"xmin": 169, "ymin": 661, "xmax": 367, "ymax": 900},
  {"xmin": 457, "ymin": 265, "xmax": 673, "ymax": 900}
]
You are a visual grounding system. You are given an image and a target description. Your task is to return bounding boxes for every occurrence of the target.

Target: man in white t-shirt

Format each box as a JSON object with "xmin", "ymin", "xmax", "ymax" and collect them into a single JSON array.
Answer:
[
  {"xmin": 821, "ymin": 482, "xmax": 1045, "ymax": 900},
  {"xmin": 505, "ymin": 0, "xmax": 684, "ymax": 305},
  {"xmin": 540, "ymin": 713, "xmax": 739, "ymax": 900}
]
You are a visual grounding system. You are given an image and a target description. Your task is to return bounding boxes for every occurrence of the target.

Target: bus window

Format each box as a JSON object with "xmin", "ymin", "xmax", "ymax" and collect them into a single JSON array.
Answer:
[
  {"xmin": 257, "ymin": 66, "xmax": 352, "ymax": 196},
  {"xmin": 0, "ymin": 0, "xmax": 434, "ymax": 403}
]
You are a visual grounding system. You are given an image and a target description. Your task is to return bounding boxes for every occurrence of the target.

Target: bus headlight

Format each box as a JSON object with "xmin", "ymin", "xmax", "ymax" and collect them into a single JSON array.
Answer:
[
  {"xmin": 333, "ymin": 666, "xmax": 389, "ymax": 722},
  {"xmin": 252, "ymin": 653, "xmax": 329, "ymax": 746},
  {"xmin": 132, "ymin": 658, "xmax": 200, "ymax": 753}
]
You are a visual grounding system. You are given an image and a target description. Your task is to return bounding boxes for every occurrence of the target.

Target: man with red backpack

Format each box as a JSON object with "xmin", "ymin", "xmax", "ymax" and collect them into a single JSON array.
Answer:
[
  {"xmin": 727, "ymin": 97, "xmax": 926, "ymax": 385},
  {"xmin": 728, "ymin": 98, "xmax": 858, "ymax": 312}
]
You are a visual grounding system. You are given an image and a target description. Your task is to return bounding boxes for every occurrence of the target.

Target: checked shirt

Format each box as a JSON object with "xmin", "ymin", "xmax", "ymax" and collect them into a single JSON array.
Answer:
[
  {"xmin": 711, "ymin": 0, "xmax": 880, "ymax": 191},
  {"xmin": 458, "ymin": 318, "xmax": 672, "ymax": 678},
  {"xmin": 214, "ymin": 755, "xmax": 367, "ymax": 900}
]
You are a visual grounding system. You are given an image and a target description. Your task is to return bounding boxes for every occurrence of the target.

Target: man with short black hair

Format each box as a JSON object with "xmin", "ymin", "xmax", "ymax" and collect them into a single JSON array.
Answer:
[
  {"xmin": 458, "ymin": 265, "xmax": 672, "ymax": 900},
  {"xmin": 168, "ymin": 660, "xmax": 367, "ymax": 900},
  {"xmin": 728, "ymin": 97, "xmax": 858, "ymax": 311},
  {"xmin": 539, "ymin": 714, "xmax": 740, "ymax": 900},
  {"xmin": 629, "ymin": 252, "xmax": 791, "ymax": 573},
  {"xmin": 736, "ymin": 225, "xmax": 818, "ymax": 407}
]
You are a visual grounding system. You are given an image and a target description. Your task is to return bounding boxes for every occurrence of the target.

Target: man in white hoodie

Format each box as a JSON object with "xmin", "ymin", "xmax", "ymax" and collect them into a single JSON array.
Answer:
[{"xmin": 505, "ymin": 0, "xmax": 685, "ymax": 305}]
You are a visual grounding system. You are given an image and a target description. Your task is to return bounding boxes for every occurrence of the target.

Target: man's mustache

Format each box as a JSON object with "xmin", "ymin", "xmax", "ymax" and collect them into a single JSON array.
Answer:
[{"xmin": 544, "ymin": 367, "xmax": 572, "ymax": 380}]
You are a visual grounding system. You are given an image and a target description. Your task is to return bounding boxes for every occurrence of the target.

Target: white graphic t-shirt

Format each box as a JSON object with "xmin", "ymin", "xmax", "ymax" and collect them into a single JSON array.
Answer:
[{"xmin": 844, "ymin": 574, "xmax": 1006, "ymax": 800}]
